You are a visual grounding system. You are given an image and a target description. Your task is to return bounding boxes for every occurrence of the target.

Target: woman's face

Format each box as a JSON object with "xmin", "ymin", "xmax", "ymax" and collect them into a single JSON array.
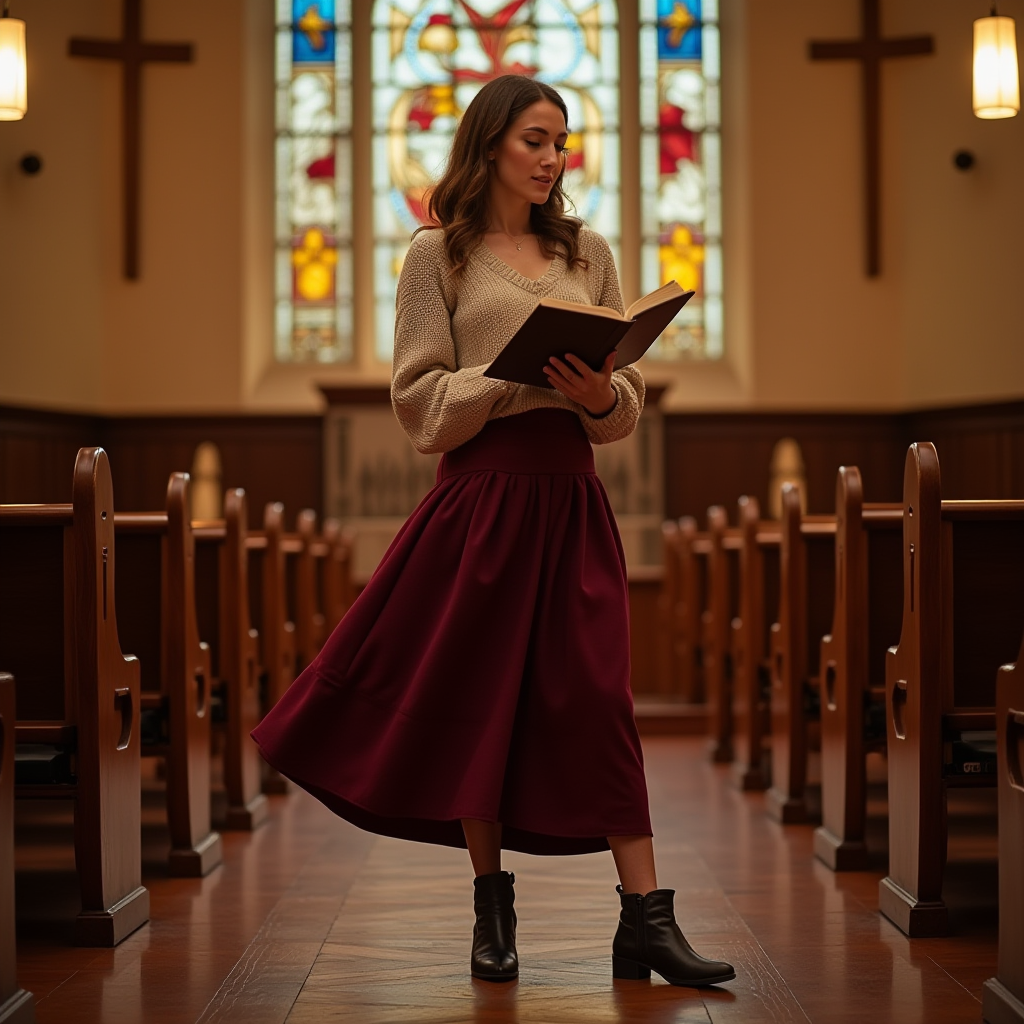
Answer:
[{"xmin": 488, "ymin": 99, "xmax": 568, "ymax": 208}]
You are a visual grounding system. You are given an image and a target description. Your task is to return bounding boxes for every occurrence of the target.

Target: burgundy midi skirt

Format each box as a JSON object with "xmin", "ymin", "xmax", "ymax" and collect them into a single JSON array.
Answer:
[{"xmin": 252, "ymin": 408, "xmax": 652, "ymax": 856}]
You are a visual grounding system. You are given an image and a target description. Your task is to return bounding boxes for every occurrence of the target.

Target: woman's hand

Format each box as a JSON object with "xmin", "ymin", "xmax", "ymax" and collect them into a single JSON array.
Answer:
[{"xmin": 543, "ymin": 350, "xmax": 617, "ymax": 416}]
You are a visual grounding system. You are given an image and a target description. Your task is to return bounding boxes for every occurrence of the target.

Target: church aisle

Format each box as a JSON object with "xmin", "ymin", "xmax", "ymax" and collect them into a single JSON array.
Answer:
[{"xmin": 14, "ymin": 738, "xmax": 996, "ymax": 1023}]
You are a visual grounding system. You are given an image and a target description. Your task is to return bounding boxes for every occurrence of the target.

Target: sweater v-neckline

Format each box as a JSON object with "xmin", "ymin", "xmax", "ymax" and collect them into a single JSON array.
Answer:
[{"xmin": 477, "ymin": 244, "xmax": 563, "ymax": 292}]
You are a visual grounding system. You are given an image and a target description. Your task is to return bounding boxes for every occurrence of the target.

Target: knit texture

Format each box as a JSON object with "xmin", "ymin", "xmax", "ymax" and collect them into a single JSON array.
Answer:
[{"xmin": 391, "ymin": 227, "xmax": 645, "ymax": 454}]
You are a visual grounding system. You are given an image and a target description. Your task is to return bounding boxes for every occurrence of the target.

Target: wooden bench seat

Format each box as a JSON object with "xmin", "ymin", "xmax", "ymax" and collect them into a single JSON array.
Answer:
[
  {"xmin": 0, "ymin": 673, "xmax": 34, "ymax": 1024},
  {"xmin": 815, "ymin": 467, "xmax": 903, "ymax": 870},
  {"xmin": 113, "ymin": 473, "xmax": 223, "ymax": 877},
  {"xmin": 730, "ymin": 498, "xmax": 781, "ymax": 791},
  {"xmin": 0, "ymin": 448, "xmax": 149, "ymax": 946},
  {"xmin": 880, "ymin": 442, "xmax": 1024, "ymax": 937},
  {"xmin": 192, "ymin": 490, "xmax": 268, "ymax": 831}
]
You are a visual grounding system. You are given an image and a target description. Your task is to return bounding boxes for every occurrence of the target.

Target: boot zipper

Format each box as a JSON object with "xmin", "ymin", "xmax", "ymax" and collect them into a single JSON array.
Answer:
[{"xmin": 635, "ymin": 893, "xmax": 645, "ymax": 958}]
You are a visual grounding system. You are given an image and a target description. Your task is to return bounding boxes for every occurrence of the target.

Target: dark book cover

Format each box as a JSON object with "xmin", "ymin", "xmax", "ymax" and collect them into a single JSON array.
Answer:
[{"xmin": 484, "ymin": 288, "xmax": 694, "ymax": 389}]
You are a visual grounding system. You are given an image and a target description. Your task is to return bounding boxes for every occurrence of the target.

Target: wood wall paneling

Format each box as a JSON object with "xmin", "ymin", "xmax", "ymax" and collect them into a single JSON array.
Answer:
[
  {"xmin": 1, "ymin": 407, "xmax": 322, "ymax": 529},
  {"xmin": 3, "ymin": 400, "xmax": 1024, "ymax": 531},
  {"xmin": 102, "ymin": 416, "xmax": 323, "ymax": 527},
  {"xmin": 662, "ymin": 412, "xmax": 907, "ymax": 519}
]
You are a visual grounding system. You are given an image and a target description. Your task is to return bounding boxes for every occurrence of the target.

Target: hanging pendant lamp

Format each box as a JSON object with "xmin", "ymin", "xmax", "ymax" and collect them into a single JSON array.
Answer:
[
  {"xmin": 974, "ymin": 5, "xmax": 1019, "ymax": 118},
  {"xmin": 0, "ymin": 0, "xmax": 27, "ymax": 121}
]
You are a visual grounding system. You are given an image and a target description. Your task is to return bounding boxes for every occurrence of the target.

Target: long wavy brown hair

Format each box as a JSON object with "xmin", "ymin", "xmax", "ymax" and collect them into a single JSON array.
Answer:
[{"xmin": 417, "ymin": 75, "xmax": 587, "ymax": 277}]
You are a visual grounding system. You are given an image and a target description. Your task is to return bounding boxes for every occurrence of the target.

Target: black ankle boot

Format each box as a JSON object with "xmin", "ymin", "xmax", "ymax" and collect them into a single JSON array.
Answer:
[
  {"xmin": 471, "ymin": 871, "xmax": 518, "ymax": 982},
  {"xmin": 612, "ymin": 886, "xmax": 735, "ymax": 987}
]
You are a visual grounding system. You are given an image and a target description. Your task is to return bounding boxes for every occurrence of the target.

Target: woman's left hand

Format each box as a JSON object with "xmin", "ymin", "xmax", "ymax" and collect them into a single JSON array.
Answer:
[{"xmin": 543, "ymin": 351, "xmax": 617, "ymax": 416}]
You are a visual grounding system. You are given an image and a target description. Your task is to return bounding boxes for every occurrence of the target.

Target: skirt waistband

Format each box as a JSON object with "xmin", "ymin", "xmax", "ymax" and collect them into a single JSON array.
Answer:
[{"xmin": 438, "ymin": 409, "xmax": 595, "ymax": 479}]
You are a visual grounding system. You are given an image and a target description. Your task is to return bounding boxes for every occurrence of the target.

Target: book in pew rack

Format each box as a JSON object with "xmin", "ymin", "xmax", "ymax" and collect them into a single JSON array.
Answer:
[{"xmin": 484, "ymin": 280, "xmax": 694, "ymax": 390}]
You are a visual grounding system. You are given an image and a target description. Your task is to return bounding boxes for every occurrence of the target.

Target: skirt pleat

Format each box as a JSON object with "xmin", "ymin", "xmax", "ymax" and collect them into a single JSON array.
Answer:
[{"xmin": 252, "ymin": 409, "xmax": 652, "ymax": 856}]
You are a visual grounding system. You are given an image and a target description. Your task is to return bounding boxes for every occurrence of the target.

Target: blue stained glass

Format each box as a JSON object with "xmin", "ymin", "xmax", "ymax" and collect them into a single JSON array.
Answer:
[
  {"xmin": 657, "ymin": 0, "xmax": 702, "ymax": 60},
  {"xmin": 292, "ymin": 0, "xmax": 337, "ymax": 64}
]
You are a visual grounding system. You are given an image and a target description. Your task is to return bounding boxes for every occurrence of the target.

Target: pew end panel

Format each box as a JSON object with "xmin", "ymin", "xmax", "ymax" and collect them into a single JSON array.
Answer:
[
  {"xmin": 983, "ymin": 648, "xmax": 1024, "ymax": 1024},
  {"xmin": 767, "ymin": 484, "xmax": 835, "ymax": 824},
  {"xmin": 703, "ymin": 506, "xmax": 736, "ymax": 764},
  {"xmin": 249, "ymin": 502, "xmax": 299, "ymax": 796},
  {"xmin": 194, "ymin": 490, "xmax": 268, "ymax": 831},
  {"xmin": 880, "ymin": 443, "xmax": 951, "ymax": 936},
  {"xmin": 676, "ymin": 517, "xmax": 706, "ymax": 705},
  {"xmin": 881, "ymin": 443, "xmax": 1024, "ymax": 937},
  {"xmin": 656, "ymin": 520, "xmax": 683, "ymax": 697},
  {"xmin": 815, "ymin": 467, "xmax": 904, "ymax": 871},
  {"xmin": 0, "ymin": 674, "xmax": 35, "ymax": 1024},
  {"xmin": 816, "ymin": 469, "xmax": 866, "ymax": 869},
  {"xmin": 294, "ymin": 509, "xmax": 328, "ymax": 672},
  {"xmin": 69, "ymin": 449, "xmax": 150, "ymax": 946},
  {"xmin": 321, "ymin": 519, "xmax": 355, "ymax": 633},
  {"xmin": 120, "ymin": 473, "xmax": 222, "ymax": 877},
  {"xmin": 731, "ymin": 498, "xmax": 776, "ymax": 791},
  {"xmin": 1, "ymin": 450, "xmax": 149, "ymax": 946},
  {"xmin": 164, "ymin": 474, "xmax": 222, "ymax": 875}
]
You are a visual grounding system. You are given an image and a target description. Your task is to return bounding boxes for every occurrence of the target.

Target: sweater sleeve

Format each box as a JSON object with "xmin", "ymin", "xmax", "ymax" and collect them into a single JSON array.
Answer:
[
  {"xmin": 391, "ymin": 233, "xmax": 514, "ymax": 455},
  {"xmin": 577, "ymin": 234, "xmax": 646, "ymax": 445}
]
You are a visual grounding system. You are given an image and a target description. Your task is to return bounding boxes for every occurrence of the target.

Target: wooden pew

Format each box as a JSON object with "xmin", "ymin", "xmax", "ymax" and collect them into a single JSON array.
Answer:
[
  {"xmin": 247, "ymin": 503, "xmax": 299, "ymax": 794},
  {"xmin": 0, "ymin": 674, "xmax": 34, "ymax": 1024},
  {"xmin": 0, "ymin": 448, "xmax": 149, "ymax": 946},
  {"xmin": 249, "ymin": 503, "xmax": 298, "ymax": 720},
  {"xmin": 730, "ymin": 497, "xmax": 781, "ymax": 791},
  {"xmin": 114, "ymin": 473, "xmax": 223, "ymax": 877},
  {"xmin": 321, "ymin": 519, "xmax": 355, "ymax": 634},
  {"xmin": 814, "ymin": 467, "xmax": 903, "ymax": 870},
  {"xmin": 702, "ymin": 506, "xmax": 742, "ymax": 764},
  {"xmin": 766, "ymin": 484, "xmax": 836, "ymax": 823},
  {"xmin": 677, "ymin": 516, "xmax": 708, "ymax": 708},
  {"xmin": 294, "ymin": 509, "xmax": 328, "ymax": 673},
  {"xmin": 880, "ymin": 442, "xmax": 1024, "ymax": 937},
  {"xmin": 983, "ymin": 632, "xmax": 1024, "ymax": 1024},
  {"xmin": 193, "ymin": 490, "xmax": 268, "ymax": 831},
  {"xmin": 656, "ymin": 520, "xmax": 685, "ymax": 696}
]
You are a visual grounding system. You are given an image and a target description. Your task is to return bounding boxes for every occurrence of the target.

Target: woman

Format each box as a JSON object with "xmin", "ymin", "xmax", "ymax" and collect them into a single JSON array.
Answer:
[{"xmin": 253, "ymin": 74, "xmax": 734, "ymax": 990}]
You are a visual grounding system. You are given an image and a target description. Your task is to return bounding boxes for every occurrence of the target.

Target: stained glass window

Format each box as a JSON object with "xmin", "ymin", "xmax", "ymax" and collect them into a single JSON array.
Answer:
[
  {"xmin": 371, "ymin": 0, "xmax": 621, "ymax": 361},
  {"xmin": 275, "ymin": 0, "xmax": 354, "ymax": 362},
  {"xmin": 639, "ymin": 0, "xmax": 722, "ymax": 359}
]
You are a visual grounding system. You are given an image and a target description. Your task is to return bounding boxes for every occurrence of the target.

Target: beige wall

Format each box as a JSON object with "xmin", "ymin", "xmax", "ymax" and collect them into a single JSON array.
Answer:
[
  {"xmin": 0, "ymin": 0, "xmax": 1021, "ymax": 415},
  {"xmin": 0, "ymin": 0, "xmax": 245, "ymax": 414}
]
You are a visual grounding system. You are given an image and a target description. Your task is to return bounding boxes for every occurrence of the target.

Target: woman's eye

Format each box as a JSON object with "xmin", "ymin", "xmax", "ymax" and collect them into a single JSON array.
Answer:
[{"xmin": 525, "ymin": 140, "xmax": 540, "ymax": 148}]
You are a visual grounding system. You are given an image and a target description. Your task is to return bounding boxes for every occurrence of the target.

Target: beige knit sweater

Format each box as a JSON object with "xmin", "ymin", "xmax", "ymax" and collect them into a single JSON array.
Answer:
[{"xmin": 391, "ymin": 226, "xmax": 645, "ymax": 455}]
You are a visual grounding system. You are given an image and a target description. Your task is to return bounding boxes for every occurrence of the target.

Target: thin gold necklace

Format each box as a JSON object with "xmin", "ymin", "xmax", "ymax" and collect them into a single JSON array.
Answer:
[{"xmin": 501, "ymin": 230, "xmax": 528, "ymax": 252}]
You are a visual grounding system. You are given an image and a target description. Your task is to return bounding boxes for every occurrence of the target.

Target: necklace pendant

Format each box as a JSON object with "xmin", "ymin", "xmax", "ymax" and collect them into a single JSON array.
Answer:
[{"xmin": 515, "ymin": 242, "xmax": 522, "ymax": 251}]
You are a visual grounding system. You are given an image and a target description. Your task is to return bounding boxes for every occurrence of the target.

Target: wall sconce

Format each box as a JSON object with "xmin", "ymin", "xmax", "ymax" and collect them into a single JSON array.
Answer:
[
  {"xmin": 974, "ymin": 5, "xmax": 1020, "ymax": 118},
  {"xmin": 0, "ymin": 0, "xmax": 27, "ymax": 120}
]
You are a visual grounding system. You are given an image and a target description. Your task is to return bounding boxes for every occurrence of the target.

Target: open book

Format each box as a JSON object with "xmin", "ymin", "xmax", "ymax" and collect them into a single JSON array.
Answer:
[{"xmin": 483, "ymin": 281, "xmax": 694, "ymax": 389}]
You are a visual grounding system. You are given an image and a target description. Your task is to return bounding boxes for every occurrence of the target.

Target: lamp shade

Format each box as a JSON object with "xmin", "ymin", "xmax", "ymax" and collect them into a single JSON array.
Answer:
[
  {"xmin": 973, "ymin": 14, "xmax": 1019, "ymax": 119},
  {"xmin": 0, "ymin": 16, "xmax": 26, "ymax": 121}
]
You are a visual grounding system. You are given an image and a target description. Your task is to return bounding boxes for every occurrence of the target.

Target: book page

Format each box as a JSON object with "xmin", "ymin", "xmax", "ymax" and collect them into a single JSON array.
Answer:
[
  {"xmin": 537, "ymin": 297, "xmax": 627, "ymax": 321},
  {"xmin": 624, "ymin": 280, "xmax": 686, "ymax": 320}
]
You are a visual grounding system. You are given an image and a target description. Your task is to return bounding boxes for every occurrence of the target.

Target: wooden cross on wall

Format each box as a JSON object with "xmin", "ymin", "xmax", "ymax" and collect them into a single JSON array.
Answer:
[
  {"xmin": 810, "ymin": 0, "xmax": 933, "ymax": 277},
  {"xmin": 69, "ymin": 0, "xmax": 193, "ymax": 280}
]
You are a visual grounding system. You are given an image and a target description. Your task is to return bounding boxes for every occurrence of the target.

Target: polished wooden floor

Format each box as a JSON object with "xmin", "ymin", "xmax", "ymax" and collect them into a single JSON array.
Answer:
[{"xmin": 14, "ymin": 738, "xmax": 998, "ymax": 1023}]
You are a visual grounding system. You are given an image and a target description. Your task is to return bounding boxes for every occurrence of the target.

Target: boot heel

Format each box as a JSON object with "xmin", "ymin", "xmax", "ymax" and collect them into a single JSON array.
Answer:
[{"xmin": 612, "ymin": 955, "xmax": 651, "ymax": 980}]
